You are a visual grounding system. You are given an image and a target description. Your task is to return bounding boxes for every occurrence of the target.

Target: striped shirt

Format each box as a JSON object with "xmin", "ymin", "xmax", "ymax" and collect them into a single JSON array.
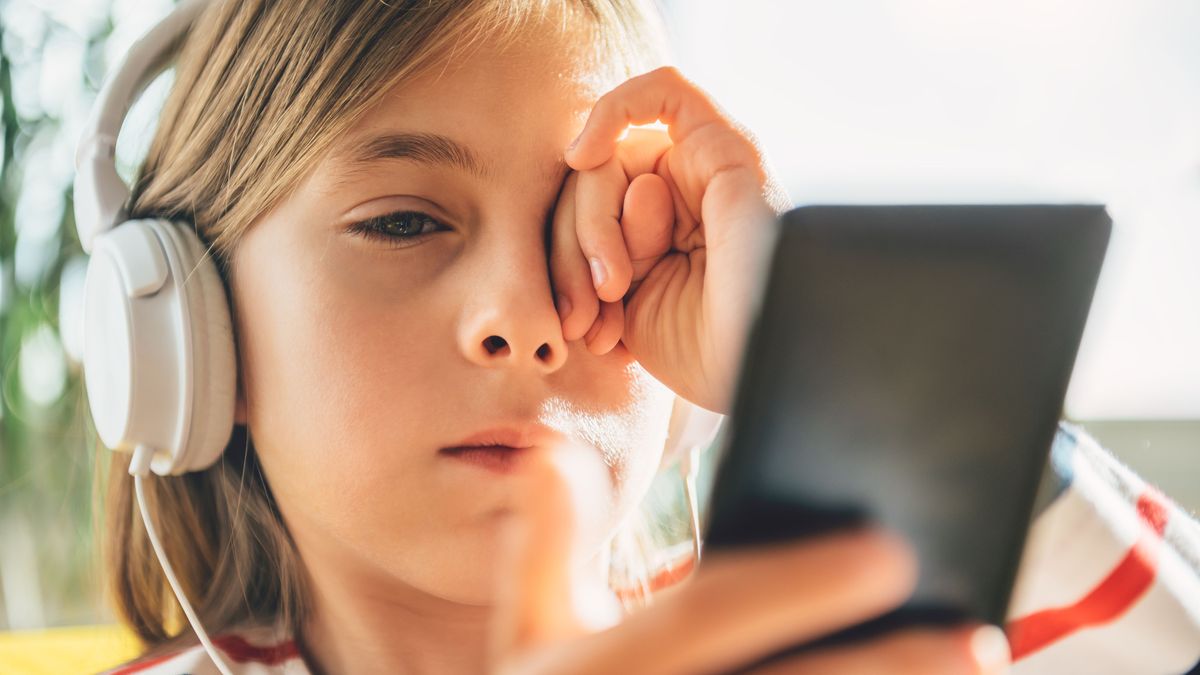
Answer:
[{"xmin": 104, "ymin": 422, "xmax": 1200, "ymax": 674}]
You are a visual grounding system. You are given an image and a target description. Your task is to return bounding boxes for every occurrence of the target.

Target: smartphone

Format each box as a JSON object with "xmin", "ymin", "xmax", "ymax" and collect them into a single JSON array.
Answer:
[{"xmin": 700, "ymin": 204, "xmax": 1111, "ymax": 669}]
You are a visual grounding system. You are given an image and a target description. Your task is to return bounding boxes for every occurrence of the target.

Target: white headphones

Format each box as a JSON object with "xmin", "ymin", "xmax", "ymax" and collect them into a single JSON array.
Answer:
[
  {"xmin": 75, "ymin": 0, "xmax": 723, "ymax": 670},
  {"xmin": 76, "ymin": 0, "xmax": 233, "ymax": 478}
]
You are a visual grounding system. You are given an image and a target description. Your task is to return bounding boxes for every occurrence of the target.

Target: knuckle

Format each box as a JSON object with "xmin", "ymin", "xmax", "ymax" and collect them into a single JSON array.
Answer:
[
  {"xmin": 726, "ymin": 122, "xmax": 768, "ymax": 161},
  {"xmin": 642, "ymin": 65, "xmax": 702, "ymax": 106},
  {"xmin": 653, "ymin": 64, "xmax": 685, "ymax": 84}
]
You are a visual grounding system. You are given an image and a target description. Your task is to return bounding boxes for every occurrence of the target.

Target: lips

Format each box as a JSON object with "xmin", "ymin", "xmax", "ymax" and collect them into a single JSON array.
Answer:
[
  {"xmin": 441, "ymin": 423, "xmax": 557, "ymax": 452},
  {"xmin": 439, "ymin": 424, "xmax": 562, "ymax": 472}
]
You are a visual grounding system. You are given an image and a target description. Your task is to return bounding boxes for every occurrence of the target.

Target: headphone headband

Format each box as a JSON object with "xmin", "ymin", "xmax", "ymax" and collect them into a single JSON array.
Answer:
[{"xmin": 74, "ymin": 0, "xmax": 208, "ymax": 254}]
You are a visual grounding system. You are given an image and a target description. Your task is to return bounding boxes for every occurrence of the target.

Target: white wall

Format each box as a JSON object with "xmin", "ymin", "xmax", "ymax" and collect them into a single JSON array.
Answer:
[{"xmin": 661, "ymin": 0, "xmax": 1200, "ymax": 421}]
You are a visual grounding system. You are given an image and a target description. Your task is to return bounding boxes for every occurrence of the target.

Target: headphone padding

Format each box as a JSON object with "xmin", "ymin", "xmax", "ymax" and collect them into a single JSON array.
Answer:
[{"xmin": 151, "ymin": 220, "xmax": 236, "ymax": 473}]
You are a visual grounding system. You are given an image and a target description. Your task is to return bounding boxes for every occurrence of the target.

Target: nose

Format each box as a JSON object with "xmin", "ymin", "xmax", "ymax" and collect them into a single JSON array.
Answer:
[{"xmin": 458, "ymin": 239, "xmax": 569, "ymax": 374}]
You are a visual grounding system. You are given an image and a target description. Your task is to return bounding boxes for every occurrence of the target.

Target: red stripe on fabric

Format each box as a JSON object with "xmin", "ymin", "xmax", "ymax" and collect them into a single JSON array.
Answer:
[
  {"xmin": 1005, "ymin": 486, "xmax": 1170, "ymax": 661},
  {"xmin": 613, "ymin": 551, "xmax": 696, "ymax": 603},
  {"xmin": 107, "ymin": 634, "xmax": 300, "ymax": 673},
  {"xmin": 212, "ymin": 634, "xmax": 300, "ymax": 665},
  {"xmin": 108, "ymin": 652, "xmax": 176, "ymax": 675}
]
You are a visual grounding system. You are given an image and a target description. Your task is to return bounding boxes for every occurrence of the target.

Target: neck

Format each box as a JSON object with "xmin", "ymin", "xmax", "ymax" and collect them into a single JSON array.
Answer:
[
  {"xmin": 299, "ymin": 579, "xmax": 491, "ymax": 675},
  {"xmin": 297, "ymin": 546, "xmax": 617, "ymax": 674}
]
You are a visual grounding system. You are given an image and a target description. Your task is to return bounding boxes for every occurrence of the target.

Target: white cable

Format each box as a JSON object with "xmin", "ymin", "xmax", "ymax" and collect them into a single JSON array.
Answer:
[
  {"xmin": 680, "ymin": 444, "xmax": 703, "ymax": 562},
  {"xmin": 130, "ymin": 445, "xmax": 235, "ymax": 675}
]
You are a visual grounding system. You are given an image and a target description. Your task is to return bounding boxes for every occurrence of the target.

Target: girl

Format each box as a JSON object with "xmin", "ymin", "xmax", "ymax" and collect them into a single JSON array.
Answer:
[{"xmin": 92, "ymin": 1, "xmax": 1199, "ymax": 674}]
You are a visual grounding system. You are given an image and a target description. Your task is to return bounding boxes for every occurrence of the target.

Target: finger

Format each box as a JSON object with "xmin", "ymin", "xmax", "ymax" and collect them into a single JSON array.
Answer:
[
  {"xmin": 549, "ymin": 172, "xmax": 601, "ymax": 342},
  {"xmin": 545, "ymin": 528, "xmax": 920, "ymax": 675},
  {"xmin": 575, "ymin": 157, "xmax": 633, "ymax": 303},
  {"xmin": 565, "ymin": 66, "xmax": 727, "ymax": 171},
  {"xmin": 620, "ymin": 172, "xmax": 673, "ymax": 290},
  {"xmin": 489, "ymin": 441, "xmax": 619, "ymax": 664},
  {"xmin": 583, "ymin": 299, "xmax": 624, "ymax": 356},
  {"xmin": 747, "ymin": 624, "xmax": 1013, "ymax": 675},
  {"xmin": 611, "ymin": 128, "xmax": 679, "ymax": 268},
  {"xmin": 610, "ymin": 128, "xmax": 701, "ymax": 254},
  {"xmin": 613, "ymin": 126, "xmax": 674, "ymax": 176}
]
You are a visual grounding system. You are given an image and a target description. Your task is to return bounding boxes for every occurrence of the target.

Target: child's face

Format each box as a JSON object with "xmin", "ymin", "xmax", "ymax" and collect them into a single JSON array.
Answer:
[{"xmin": 228, "ymin": 30, "xmax": 675, "ymax": 604}]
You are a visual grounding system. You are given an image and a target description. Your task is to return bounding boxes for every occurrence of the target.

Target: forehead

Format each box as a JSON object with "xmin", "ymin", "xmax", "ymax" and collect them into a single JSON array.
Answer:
[{"xmin": 326, "ymin": 23, "xmax": 620, "ymax": 188}]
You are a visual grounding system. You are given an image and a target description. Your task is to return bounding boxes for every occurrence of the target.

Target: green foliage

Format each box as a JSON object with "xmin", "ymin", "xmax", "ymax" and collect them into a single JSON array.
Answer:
[{"xmin": 0, "ymin": 0, "xmax": 121, "ymax": 629}]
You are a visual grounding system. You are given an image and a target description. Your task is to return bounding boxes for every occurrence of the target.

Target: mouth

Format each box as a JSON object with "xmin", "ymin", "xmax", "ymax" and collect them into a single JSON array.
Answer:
[
  {"xmin": 438, "ymin": 423, "xmax": 559, "ymax": 473},
  {"xmin": 439, "ymin": 445, "xmax": 532, "ymax": 473}
]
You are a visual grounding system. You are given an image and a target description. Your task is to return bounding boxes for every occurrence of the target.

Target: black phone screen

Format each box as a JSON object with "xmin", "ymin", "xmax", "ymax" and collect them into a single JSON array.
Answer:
[{"xmin": 701, "ymin": 205, "xmax": 1111, "ymax": 666}]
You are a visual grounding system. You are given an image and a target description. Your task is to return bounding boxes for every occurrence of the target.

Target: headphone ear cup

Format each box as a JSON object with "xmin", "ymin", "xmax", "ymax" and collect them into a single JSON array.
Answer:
[
  {"xmin": 82, "ymin": 218, "xmax": 235, "ymax": 475},
  {"xmin": 151, "ymin": 220, "xmax": 236, "ymax": 474}
]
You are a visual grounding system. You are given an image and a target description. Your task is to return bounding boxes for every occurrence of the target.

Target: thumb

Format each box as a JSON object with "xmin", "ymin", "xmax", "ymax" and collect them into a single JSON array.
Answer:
[{"xmin": 488, "ymin": 441, "xmax": 621, "ymax": 669}]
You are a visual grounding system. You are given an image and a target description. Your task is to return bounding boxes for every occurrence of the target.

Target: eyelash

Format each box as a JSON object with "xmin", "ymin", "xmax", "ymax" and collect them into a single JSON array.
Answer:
[{"xmin": 346, "ymin": 210, "xmax": 448, "ymax": 248}]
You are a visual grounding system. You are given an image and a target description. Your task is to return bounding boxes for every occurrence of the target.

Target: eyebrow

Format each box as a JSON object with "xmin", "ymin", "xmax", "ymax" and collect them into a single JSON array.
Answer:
[
  {"xmin": 331, "ymin": 130, "xmax": 569, "ymax": 188},
  {"xmin": 331, "ymin": 129, "xmax": 489, "ymax": 180}
]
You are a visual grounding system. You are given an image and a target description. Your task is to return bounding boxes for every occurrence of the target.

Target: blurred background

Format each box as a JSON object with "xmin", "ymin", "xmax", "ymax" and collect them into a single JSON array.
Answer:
[
  {"xmin": 661, "ymin": 0, "xmax": 1200, "ymax": 518},
  {"xmin": 0, "ymin": 0, "xmax": 1196, "ymax": 667}
]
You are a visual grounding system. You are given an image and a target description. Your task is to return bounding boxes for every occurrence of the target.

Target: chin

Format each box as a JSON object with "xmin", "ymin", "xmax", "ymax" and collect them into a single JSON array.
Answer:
[
  {"xmin": 401, "ymin": 530, "xmax": 512, "ymax": 606},
  {"xmin": 416, "ymin": 560, "xmax": 502, "ymax": 607}
]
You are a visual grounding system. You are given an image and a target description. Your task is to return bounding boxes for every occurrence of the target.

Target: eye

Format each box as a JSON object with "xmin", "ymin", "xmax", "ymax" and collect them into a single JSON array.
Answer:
[{"xmin": 346, "ymin": 210, "xmax": 448, "ymax": 249}]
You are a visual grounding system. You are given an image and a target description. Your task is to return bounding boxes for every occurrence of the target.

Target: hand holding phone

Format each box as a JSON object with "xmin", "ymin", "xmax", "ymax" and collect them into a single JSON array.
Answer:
[{"xmin": 489, "ymin": 439, "xmax": 1009, "ymax": 675}]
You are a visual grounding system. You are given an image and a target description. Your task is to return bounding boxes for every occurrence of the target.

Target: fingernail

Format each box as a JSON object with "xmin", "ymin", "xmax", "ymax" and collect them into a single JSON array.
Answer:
[
  {"xmin": 969, "ymin": 625, "xmax": 1011, "ymax": 672},
  {"xmin": 556, "ymin": 293, "xmax": 572, "ymax": 321},
  {"xmin": 588, "ymin": 257, "xmax": 607, "ymax": 289}
]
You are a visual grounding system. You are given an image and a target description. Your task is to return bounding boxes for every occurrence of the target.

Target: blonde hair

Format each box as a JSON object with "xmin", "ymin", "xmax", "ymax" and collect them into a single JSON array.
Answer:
[{"xmin": 107, "ymin": 0, "xmax": 680, "ymax": 655}]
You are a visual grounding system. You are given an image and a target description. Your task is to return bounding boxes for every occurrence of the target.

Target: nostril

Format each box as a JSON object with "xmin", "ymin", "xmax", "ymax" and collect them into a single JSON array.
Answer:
[
  {"xmin": 536, "ymin": 343, "xmax": 551, "ymax": 361},
  {"xmin": 483, "ymin": 335, "xmax": 509, "ymax": 355}
]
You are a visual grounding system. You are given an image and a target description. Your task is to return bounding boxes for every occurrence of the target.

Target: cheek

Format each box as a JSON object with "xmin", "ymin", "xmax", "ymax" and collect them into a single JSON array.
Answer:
[
  {"xmin": 230, "ymin": 233, "xmax": 453, "ymax": 529},
  {"xmin": 232, "ymin": 242, "xmax": 502, "ymax": 600}
]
